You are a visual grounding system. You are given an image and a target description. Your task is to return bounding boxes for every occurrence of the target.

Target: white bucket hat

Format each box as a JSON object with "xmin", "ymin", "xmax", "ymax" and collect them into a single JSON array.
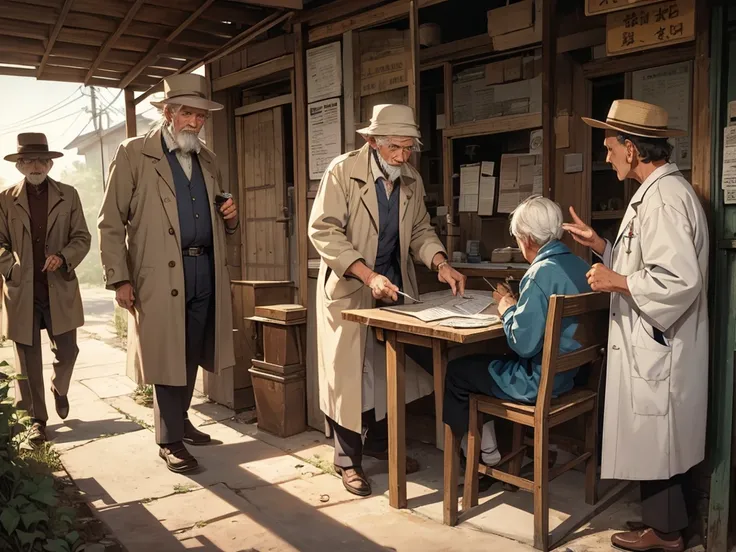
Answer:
[
  {"xmin": 151, "ymin": 74, "xmax": 223, "ymax": 111},
  {"xmin": 357, "ymin": 104, "xmax": 421, "ymax": 139}
]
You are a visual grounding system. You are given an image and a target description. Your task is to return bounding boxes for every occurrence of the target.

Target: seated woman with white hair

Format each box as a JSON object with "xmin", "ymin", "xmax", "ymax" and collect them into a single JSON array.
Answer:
[{"xmin": 443, "ymin": 196, "xmax": 592, "ymax": 465}]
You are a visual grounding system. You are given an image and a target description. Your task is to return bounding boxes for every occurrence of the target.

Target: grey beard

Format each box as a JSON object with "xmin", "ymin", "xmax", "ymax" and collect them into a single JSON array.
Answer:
[
  {"xmin": 25, "ymin": 173, "xmax": 47, "ymax": 185},
  {"xmin": 378, "ymin": 156, "xmax": 402, "ymax": 182},
  {"xmin": 175, "ymin": 130, "xmax": 201, "ymax": 153}
]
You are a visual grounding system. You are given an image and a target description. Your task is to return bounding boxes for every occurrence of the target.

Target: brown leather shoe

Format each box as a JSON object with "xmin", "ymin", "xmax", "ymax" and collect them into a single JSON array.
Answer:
[
  {"xmin": 52, "ymin": 388, "xmax": 69, "ymax": 420},
  {"xmin": 611, "ymin": 529, "xmax": 684, "ymax": 552},
  {"xmin": 183, "ymin": 419, "xmax": 211, "ymax": 446},
  {"xmin": 363, "ymin": 449, "xmax": 420, "ymax": 474},
  {"xmin": 334, "ymin": 465, "xmax": 371, "ymax": 497},
  {"xmin": 625, "ymin": 521, "xmax": 647, "ymax": 531},
  {"xmin": 159, "ymin": 443, "xmax": 199, "ymax": 473}
]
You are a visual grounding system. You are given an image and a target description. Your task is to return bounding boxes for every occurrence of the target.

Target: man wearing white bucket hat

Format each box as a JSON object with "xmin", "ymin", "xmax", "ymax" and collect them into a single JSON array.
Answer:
[
  {"xmin": 99, "ymin": 74, "xmax": 237, "ymax": 473},
  {"xmin": 309, "ymin": 104, "xmax": 466, "ymax": 496},
  {"xmin": 563, "ymin": 99, "xmax": 709, "ymax": 552}
]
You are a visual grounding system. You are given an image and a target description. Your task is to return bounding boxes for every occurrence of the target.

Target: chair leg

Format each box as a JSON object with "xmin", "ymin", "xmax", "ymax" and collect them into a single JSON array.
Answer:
[
  {"xmin": 503, "ymin": 423, "xmax": 524, "ymax": 493},
  {"xmin": 462, "ymin": 397, "xmax": 481, "ymax": 511},
  {"xmin": 443, "ymin": 424, "xmax": 459, "ymax": 526},
  {"xmin": 533, "ymin": 421, "xmax": 549, "ymax": 552},
  {"xmin": 584, "ymin": 408, "xmax": 599, "ymax": 505}
]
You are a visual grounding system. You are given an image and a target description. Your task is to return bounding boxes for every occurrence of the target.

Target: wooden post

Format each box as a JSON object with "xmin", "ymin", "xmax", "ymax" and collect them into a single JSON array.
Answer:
[
  {"xmin": 691, "ymin": 0, "xmax": 712, "ymax": 212},
  {"xmin": 409, "ymin": 0, "xmax": 421, "ymax": 168},
  {"xmin": 293, "ymin": 23, "xmax": 309, "ymax": 309},
  {"xmin": 542, "ymin": 0, "xmax": 557, "ymax": 199},
  {"xmin": 343, "ymin": 30, "xmax": 356, "ymax": 152},
  {"xmin": 124, "ymin": 88, "xmax": 137, "ymax": 138},
  {"xmin": 442, "ymin": 62, "xmax": 454, "ymax": 254}
]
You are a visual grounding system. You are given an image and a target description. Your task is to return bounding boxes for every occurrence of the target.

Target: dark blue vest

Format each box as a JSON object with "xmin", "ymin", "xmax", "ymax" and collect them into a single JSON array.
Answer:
[
  {"xmin": 163, "ymin": 140, "xmax": 213, "ymax": 249},
  {"xmin": 373, "ymin": 177, "xmax": 402, "ymax": 289}
]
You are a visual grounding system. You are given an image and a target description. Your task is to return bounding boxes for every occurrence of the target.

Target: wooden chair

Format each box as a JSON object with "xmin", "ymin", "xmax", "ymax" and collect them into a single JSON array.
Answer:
[{"xmin": 455, "ymin": 292, "xmax": 609, "ymax": 551}]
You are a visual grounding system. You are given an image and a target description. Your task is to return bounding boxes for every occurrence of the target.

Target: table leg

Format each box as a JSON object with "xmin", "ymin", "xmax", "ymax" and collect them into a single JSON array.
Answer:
[
  {"xmin": 432, "ymin": 340, "xmax": 447, "ymax": 451},
  {"xmin": 443, "ymin": 424, "xmax": 459, "ymax": 525},
  {"xmin": 386, "ymin": 330, "xmax": 407, "ymax": 509}
]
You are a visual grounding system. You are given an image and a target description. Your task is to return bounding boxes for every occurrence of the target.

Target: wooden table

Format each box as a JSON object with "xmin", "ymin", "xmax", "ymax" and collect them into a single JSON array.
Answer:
[{"xmin": 341, "ymin": 307, "xmax": 506, "ymax": 525}]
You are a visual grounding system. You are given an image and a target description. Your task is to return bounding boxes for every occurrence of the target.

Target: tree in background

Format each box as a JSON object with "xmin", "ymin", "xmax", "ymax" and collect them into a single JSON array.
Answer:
[{"xmin": 60, "ymin": 162, "xmax": 103, "ymax": 287}]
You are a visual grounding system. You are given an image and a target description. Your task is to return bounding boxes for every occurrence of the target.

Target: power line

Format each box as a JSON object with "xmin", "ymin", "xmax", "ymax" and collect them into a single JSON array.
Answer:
[
  {"xmin": 59, "ymin": 109, "xmax": 87, "ymax": 138},
  {"xmin": 0, "ymin": 109, "xmax": 84, "ymax": 137},
  {"xmin": 0, "ymin": 94, "xmax": 85, "ymax": 135},
  {"xmin": 0, "ymin": 87, "xmax": 82, "ymax": 131}
]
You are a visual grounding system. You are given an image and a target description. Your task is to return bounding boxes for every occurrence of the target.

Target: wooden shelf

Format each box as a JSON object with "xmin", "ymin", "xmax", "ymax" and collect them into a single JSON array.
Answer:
[
  {"xmin": 592, "ymin": 210, "xmax": 625, "ymax": 220},
  {"xmin": 443, "ymin": 113, "xmax": 542, "ymax": 139}
]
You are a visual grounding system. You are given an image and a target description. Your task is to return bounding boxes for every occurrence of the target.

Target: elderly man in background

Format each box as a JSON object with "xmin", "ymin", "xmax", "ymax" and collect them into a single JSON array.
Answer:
[
  {"xmin": 443, "ymin": 196, "xmax": 591, "ymax": 470},
  {"xmin": 309, "ymin": 104, "xmax": 466, "ymax": 497},
  {"xmin": 0, "ymin": 133, "xmax": 91, "ymax": 444},
  {"xmin": 99, "ymin": 74, "xmax": 237, "ymax": 473}
]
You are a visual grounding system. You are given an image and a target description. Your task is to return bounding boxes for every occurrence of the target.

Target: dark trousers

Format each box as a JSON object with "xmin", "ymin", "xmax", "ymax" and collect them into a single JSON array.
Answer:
[
  {"xmin": 443, "ymin": 354, "xmax": 500, "ymax": 437},
  {"xmin": 328, "ymin": 410, "xmax": 388, "ymax": 469},
  {"xmin": 14, "ymin": 303, "xmax": 78, "ymax": 424},
  {"xmin": 641, "ymin": 473, "xmax": 690, "ymax": 534},
  {"xmin": 154, "ymin": 255, "xmax": 214, "ymax": 445}
]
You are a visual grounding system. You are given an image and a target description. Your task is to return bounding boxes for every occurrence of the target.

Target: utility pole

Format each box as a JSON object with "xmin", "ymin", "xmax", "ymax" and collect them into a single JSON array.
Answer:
[{"xmin": 89, "ymin": 86, "xmax": 107, "ymax": 188}]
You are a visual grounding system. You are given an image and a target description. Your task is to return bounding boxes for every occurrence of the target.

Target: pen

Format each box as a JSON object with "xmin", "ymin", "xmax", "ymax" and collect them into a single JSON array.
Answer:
[{"xmin": 396, "ymin": 289, "xmax": 422, "ymax": 303}]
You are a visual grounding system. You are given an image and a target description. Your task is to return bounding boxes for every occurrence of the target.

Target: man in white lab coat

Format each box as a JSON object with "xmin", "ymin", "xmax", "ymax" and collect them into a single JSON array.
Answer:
[{"xmin": 563, "ymin": 100, "xmax": 708, "ymax": 552}]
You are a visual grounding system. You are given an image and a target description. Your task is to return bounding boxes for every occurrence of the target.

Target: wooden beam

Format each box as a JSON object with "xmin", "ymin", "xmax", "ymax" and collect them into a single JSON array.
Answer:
[
  {"xmin": 582, "ymin": 44, "xmax": 695, "ymax": 79},
  {"xmin": 0, "ymin": 52, "xmax": 42, "ymax": 67},
  {"xmin": 119, "ymin": 0, "xmax": 217, "ymax": 90},
  {"xmin": 557, "ymin": 27, "xmax": 605, "ymax": 54},
  {"xmin": 229, "ymin": 0, "xmax": 302, "ymax": 8},
  {"xmin": 234, "ymin": 94, "xmax": 292, "ymax": 116},
  {"xmin": 57, "ymin": 28, "xmax": 154, "ymax": 52},
  {"xmin": 37, "ymin": 0, "xmax": 74, "ymax": 78},
  {"xmin": 0, "ymin": 3, "xmax": 57, "ymax": 25},
  {"xmin": 408, "ymin": 0, "xmax": 420, "ymax": 116},
  {"xmin": 689, "ymin": 0, "xmax": 711, "ymax": 210},
  {"xmin": 443, "ymin": 113, "xmax": 542, "ymax": 139},
  {"xmin": 0, "ymin": 19, "xmax": 49, "ymax": 42},
  {"xmin": 0, "ymin": 66, "xmax": 37, "ymax": 78},
  {"xmin": 308, "ymin": 0, "xmax": 448, "ymax": 43},
  {"xmin": 212, "ymin": 54, "xmax": 293, "ymax": 91},
  {"xmin": 124, "ymin": 88, "xmax": 137, "ymax": 138},
  {"xmin": 0, "ymin": 36, "xmax": 45, "ymax": 56},
  {"xmin": 293, "ymin": 0, "xmax": 386, "ymax": 26},
  {"xmin": 293, "ymin": 23, "xmax": 309, "ymax": 310},
  {"xmin": 542, "ymin": 0, "xmax": 557, "ymax": 200}
]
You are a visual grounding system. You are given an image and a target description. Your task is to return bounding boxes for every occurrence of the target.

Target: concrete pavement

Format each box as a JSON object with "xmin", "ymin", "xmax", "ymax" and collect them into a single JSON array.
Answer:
[{"xmin": 0, "ymin": 286, "xmax": 639, "ymax": 552}]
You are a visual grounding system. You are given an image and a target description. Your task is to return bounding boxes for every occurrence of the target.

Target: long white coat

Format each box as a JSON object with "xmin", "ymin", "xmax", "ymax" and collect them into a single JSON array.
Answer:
[
  {"xmin": 599, "ymin": 163, "xmax": 708, "ymax": 481},
  {"xmin": 308, "ymin": 144, "xmax": 446, "ymax": 434}
]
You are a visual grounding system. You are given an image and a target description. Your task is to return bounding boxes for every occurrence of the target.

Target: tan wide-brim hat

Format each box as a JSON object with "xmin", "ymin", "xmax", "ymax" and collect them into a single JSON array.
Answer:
[
  {"xmin": 357, "ymin": 104, "xmax": 421, "ymax": 139},
  {"xmin": 581, "ymin": 99, "xmax": 686, "ymax": 138},
  {"xmin": 150, "ymin": 73, "xmax": 224, "ymax": 111},
  {"xmin": 4, "ymin": 132, "xmax": 63, "ymax": 162}
]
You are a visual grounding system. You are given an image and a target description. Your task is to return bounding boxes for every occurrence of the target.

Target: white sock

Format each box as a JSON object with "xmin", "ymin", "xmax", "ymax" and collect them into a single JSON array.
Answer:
[{"xmin": 460, "ymin": 420, "xmax": 502, "ymax": 467}]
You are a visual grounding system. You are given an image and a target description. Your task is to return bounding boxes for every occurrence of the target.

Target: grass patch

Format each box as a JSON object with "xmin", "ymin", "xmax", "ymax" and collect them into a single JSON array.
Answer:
[
  {"xmin": 133, "ymin": 384, "xmax": 153, "ymax": 408},
  {"xmin": 173, "ymin": 484, "xmax": 196, "ymax": 494},
  {"xmin": 304, "ymin": 455, "xmax": 336, "ymax": 476},
  {"xmin": 19, "ymin": 441, "xmax": 63, "ymax": 473}
]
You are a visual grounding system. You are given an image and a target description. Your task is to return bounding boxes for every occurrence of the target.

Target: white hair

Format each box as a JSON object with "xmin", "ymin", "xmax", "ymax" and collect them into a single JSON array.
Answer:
[
  {"xmin": 509, "ymin": 195, "xmax": 564, "ymax": 246},
  {"xmin": 155, "ymin": 103, "xmax": 182, "ymax": 128},
  {"xmin": 373, "ymin": 135, "xmax": 422, "ymax": 150}
]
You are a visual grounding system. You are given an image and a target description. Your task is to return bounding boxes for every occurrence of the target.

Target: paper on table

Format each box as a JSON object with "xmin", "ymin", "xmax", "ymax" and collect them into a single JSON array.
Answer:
[
  {"xmin": 383, "ymin": 290, "xmax": 494, "ymax": 322},
  {"xmin": 430, "ymin": 314, "xmax": 501, "ymax": 328}
]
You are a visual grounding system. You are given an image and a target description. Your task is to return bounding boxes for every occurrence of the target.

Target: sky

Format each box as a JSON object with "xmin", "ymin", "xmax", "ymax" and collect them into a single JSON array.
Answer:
[{"xmin": 0, "ymin": 66, "xmax": 204, "ymax": 186}]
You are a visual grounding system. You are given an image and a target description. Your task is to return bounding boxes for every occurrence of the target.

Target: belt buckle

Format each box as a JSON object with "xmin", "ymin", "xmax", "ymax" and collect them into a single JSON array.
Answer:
[{"xmin": 187, "ymin": 247, "xmax": 199, "ymax": 257}]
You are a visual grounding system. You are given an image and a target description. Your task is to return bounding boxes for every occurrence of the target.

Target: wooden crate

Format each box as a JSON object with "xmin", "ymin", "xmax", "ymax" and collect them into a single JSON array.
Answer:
[
  {"xmin": 249, "ymin": 364, "xmax": 307, "ymax": 437},
  {"xmin": 203, "ymin": 280, "xmax": 293, "ymax": 409}
]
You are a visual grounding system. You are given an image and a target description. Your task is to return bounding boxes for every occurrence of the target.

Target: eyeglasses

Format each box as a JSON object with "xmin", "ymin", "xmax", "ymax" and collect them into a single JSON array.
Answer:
[
  {"xmin": 18, "ymin": 158, "xmax": 51, "ymax": 166},
  {"xmin": 385, "ymin": 143, "xmax": 418, "ymax": 154}
]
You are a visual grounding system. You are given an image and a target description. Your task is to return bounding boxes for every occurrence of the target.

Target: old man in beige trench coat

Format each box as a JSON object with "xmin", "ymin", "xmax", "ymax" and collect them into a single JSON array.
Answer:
[
  {"xmin": 309, "ymin": 104, "xmax": 466, "ymax": 497},
  {"xmin": 99, "ymin": 74, "xmax": 236, "ymax": 474},
  {"xmin": 565, "ymin": 100, "xmax": 708, "ymax": 552}
]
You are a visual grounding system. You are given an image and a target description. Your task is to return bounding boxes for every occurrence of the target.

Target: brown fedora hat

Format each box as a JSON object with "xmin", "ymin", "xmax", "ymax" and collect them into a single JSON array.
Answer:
[
  {"xmin": 150, "ymin": 74, "xmax": 223, "ymax": 111},
  {"xmin": 581, "ymin": 99, "xmax": 686, "ymax": 138},
  {"xmin": 4, "ymin": 133, "xmax": 64, "ymax": 162}
]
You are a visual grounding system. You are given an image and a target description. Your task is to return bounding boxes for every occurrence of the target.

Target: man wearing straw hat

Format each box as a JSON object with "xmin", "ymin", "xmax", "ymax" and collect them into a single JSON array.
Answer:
[
  {"xmin": 0, "ymin": 133, "xmax": 91, "ymax": 444},
  {"xmin": 564, "ymin": 99, "xmax": 708, "ymax": 552},
  {"xmin": 99, "ymin": 74, "xmax": 237, "ymax": 473},
  {"xmin": 309, "ymin": 104, "xmax": 466, "ymax": 497}
]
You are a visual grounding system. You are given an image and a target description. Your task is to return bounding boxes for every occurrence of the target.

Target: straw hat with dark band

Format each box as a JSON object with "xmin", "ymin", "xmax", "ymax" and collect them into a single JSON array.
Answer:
[
  {"xmin": 151, "ymin": 74, "xmax": 223, "ymax": 112},
  {"xmin": 581, "ymin": 99, "xmax": 686, "ymax": 138},
  {"xmin": 357, "ymin": 104, "xmax": 421, "ymax": 139},
  {"xmin": 4, "ymin": 133, "xmax": 63, "ymax": 162}
]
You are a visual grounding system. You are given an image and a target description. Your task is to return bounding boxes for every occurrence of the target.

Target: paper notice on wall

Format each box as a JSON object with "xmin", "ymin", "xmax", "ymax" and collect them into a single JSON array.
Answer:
[
  {"xmin": 632, "ymin": 61, "xmax": 691, "ymax": 169},
  {"xmin": 308, "ymin": 98, "xmax": 342, "ymax": 180},
  {"xmin": 478, "ymin": 162, "xmax": 497, "ymax": 216},
  {"xmin": 722, "ymin": 126, "xmax": 736, "ymax": 194},
  {"xmin": 306, "ymin": 42, "xmax": 342, "ymax": 103}
]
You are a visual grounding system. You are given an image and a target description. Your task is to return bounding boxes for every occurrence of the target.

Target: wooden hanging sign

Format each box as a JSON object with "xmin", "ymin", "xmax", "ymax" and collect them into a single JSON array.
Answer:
[
  {"xmin": 606, "ymin": 0, "xmax": 695, "ymax": 56},
  {"xmin": 586, "ymin": 0, "xmax": 662, "ymax": 16}
]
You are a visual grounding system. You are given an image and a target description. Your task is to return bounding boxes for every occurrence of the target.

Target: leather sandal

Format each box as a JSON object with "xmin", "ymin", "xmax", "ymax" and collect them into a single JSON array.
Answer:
[
  {"xmin": 159, "ymin": 443, "xmax": 199, "ymax": 473},
  {"xmin": 334, "ymin": 465, "xmax": 372, "ymax": 497},
  {"xmin": 183, "ymin": 419, "xmax": 211, "ymax": 446}
]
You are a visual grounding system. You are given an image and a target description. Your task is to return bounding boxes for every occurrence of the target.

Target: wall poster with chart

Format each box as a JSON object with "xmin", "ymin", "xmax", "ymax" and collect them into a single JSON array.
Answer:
[{"xmin": 632, "ymin": 61, "xmax": 692, "ymax": 169}]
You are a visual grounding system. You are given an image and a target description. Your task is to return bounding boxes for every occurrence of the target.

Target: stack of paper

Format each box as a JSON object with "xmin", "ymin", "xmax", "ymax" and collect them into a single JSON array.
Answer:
[
  {"xmin": 478, "ymin": 161, "xmax": 497, "ymax": 216},
  {"xmin": 459, "ymin": 163, "xmax": 480, "ymax": 212}
]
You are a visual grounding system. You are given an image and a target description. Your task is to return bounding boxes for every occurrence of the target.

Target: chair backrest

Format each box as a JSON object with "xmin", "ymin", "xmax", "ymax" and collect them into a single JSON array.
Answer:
[{"xmin": 534, "ymin": 292, "xmax": 610, "ymax": 416}]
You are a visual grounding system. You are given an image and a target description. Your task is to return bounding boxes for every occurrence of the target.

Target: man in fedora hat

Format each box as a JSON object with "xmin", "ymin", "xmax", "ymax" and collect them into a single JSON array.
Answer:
[
  {"xmin": 0, "ymin": 133, "xmax": 91, "ymax": 444},
  {"xmin": 563, "ymin": 99, "xmax": 708, "ymax": 552},
  {"xmin": 309, "ymin": 104, "xmax": 466, "ymax": 496},
  {"xmin": 99, "ymin": 74, "xmax": 237, "ymax": 473}
]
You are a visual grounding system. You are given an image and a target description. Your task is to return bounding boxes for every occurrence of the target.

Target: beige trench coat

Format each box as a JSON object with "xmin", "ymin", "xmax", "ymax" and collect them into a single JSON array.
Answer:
[
  {"xmin": 98, "ymin": 128, "xmax": 235, "ymax": 386},
  {"xmin": 599, "ymin": 163, "xmax": 708, "ymax": 481},
  {"xmin": 308, "ymin": 144, "xmax": 446, "ymax": 433},
  {"xmin": 0, "ymin": 179, "xmax": 91, "ymax": 345}
]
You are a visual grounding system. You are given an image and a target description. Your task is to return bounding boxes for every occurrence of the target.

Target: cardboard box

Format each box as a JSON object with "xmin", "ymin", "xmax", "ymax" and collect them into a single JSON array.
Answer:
[
  {"xmin": 487, "ymin": 0, "xmax": 534, "ymax": 38},
  {"xmin": 504, "ymin": 56, "xmax": 523, "ymax": 81},
  {"xmin": 491, "ymin": 0, "xmax": 543, "ymax": 51}
]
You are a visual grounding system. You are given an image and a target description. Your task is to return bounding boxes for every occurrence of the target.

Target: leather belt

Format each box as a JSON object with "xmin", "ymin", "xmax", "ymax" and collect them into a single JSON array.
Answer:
[{"xmin": 182, "ymin": 246, "xmax": 208, "ymax": 257}]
